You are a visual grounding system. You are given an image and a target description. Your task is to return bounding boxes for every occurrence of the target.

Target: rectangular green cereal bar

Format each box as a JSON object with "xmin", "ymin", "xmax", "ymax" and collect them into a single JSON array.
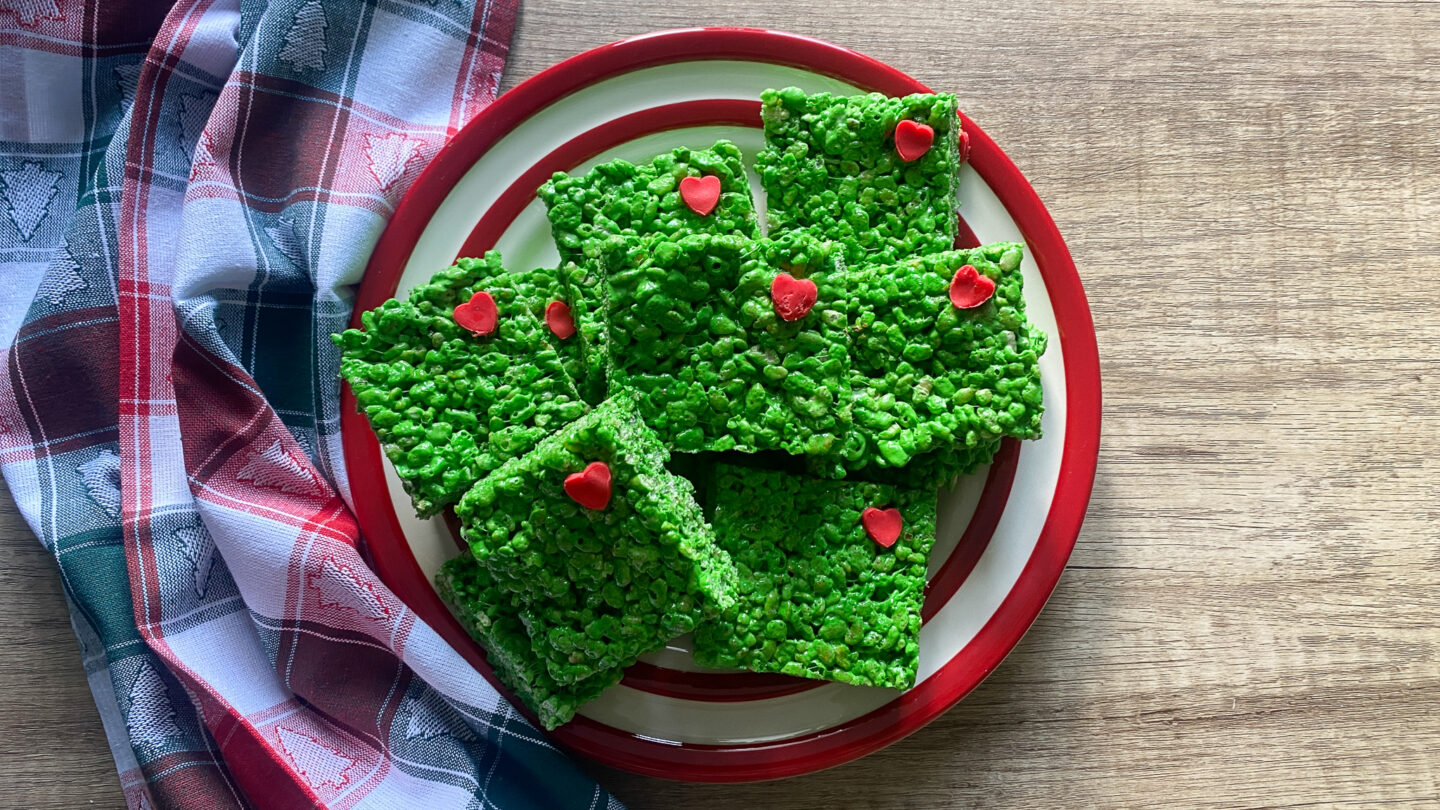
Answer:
[
  {"xmin": 811, "ymin": 242, "xmax": 1045, "ymax": 487},
  {"xmin": 726, "ymin": 233, "xmax": 852, "ymax": 455},
  {"xmin": 439, "ymin": 253, "xmax": 589, "ymax": 400},
  {"xmin": 456, "ymin": 393, "xmax": 737, "ymax": 687},
  {"xmin": 436, "ymin": 553, "xmax": 620, "ymax": 730},
  {"xmin": 334, "ymin": 255, "xmax": 588, "ymax": 518},
  {"xmin": 602, "ymin": 232, "xmax": 854, "ymax": 455},
  {"xmin": 539, "ymin": 140, "xmax": 759, "ymax": 262},
  {"xmin": 692, "ymin": 465, "xmax": 937, "ymax": 689},
  {"xmin": 540, "ymin": 141, "xmax": 761, "ymax": 402},
  {"xmin": 600, "ymin": 232, "xmax": 748, "ymax": 451},
  {"xmin": 756, "ymin": 88, "xmax": 960, "ymax": 266}
]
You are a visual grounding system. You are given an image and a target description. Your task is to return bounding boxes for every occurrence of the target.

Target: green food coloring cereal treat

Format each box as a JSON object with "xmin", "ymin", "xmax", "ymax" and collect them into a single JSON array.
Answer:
[
  {"xmin": 436, "ymin": 553, "xmax": 620, "ymax": 730},
  {"xmin": 539, "ymin": 140, "xmax": 759, "ymax": 263},
  {"xmin": 333, "ymin": 254, "xmax": 588, "ymax": 518},
  {"xmin": 556, "ymin": 259, "xmax": 607, "ymax": 404},
  {"xmin": 540, "ymin": 141, "xmax": 761, "ymax": 402},
  {"xmin": 727, "ymin": 233, "xmax": 852, "ymax": 455},
  {"xmin": 456, "ymin": 393, "xmax": 738, "ymax": 687},
  {"xmin": 756, "ymin": 88, "xmax": 960, "ymax": 266},
  {"xmin": 859, "ymin": 436, "xmax": 1005, "ymax": 491},
  {"xmin": 692, "ymin": 465, "xmax": 937, "ymax": 689},
  {"xmin": 813, "ymin": 242, "xmax": 1045, "ymax": 487},
  {"xmin": 513, "ymin": 264, "xmax": 587, "ymax": 399},
  {"xmin": 441, "ymin": 253, "xmax": 588, "ymax": 399},
  {"xmin": 602, "ymin": 232, "xmax": 853, "ymax": 455},
  {"xmin": 600, "ymin": 232, "xmax": 747, "ymax": 451}
]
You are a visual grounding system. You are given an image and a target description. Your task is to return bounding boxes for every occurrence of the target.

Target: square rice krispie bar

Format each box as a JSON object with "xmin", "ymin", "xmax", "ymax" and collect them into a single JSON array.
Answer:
[
  {"xmin": 334, "ymin": 256, "xmax": 588, "ymax": 518},
  {"xmin": 756, "ymin": 88, "xmax": 960, "ymax": 266},
  {"xmin": 540, "ymin": 141, "xmax": 761, "ymax": 402},
  {"xmin": 456, "ymin": 393, "xmax": 737, "ymax": 687},
  {"xmin": 602, "ymin": 232, "xmax": 854, "ymax": 456},
  {"xmin": 692, "ymin": 465, "xmax": 937, "ymax": 689},
  {"xmin": 811, "ymin": 242, "xmax": 1045, "ymax": 488}
]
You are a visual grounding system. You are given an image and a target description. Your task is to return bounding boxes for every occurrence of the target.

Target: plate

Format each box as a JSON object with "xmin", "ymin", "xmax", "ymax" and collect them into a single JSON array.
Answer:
[{"xmin": 342, "ymin": 27, "xmax": 1100, "ymax": 782}]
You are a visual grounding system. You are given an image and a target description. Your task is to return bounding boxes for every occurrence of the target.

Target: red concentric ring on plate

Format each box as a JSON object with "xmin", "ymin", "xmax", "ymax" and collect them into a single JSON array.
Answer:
[{"xmin": 343, "ymin": 27, "xmax": 1100, "ymax": 782}]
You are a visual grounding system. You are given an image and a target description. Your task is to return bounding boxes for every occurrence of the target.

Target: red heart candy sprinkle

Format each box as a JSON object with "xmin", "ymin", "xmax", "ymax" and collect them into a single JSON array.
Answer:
[
  {"xmin": 564, "ymin": 461, "xmax": 612, "ymax": 510},
  {"xmin": 545, "ymin": 300, "xmax": 576, "ymax": 339},
  {"xmin": 453, "ymin": 291, "xmax": 498, "ymax": 335},
  {"xmin": 949, "ymin": 264, "xmax": 996, "ymax": 309},
  {"xmin": 679, "ymin": 174, "xmax": 721, "ymax": 216},
  {"xmin": 959, "ymin": 128, "xmax": 971, "ymax": 164},
  {"xmin": 894, "ymin": 119, "xmax": 934, "ymax": 162},
  {"xmin": 862, "ymin": 507, "xmax": 903, "ymax": 548},
  {"xmin": 771, "ymin": 273, "xmax": 818, "ymax": 322}
]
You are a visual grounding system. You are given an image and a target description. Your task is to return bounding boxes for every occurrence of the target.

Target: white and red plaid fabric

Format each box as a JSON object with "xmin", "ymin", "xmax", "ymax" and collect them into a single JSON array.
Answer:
[{"xmin": 0, "ymin": 1, "xmax": 623, "ymax": 807}]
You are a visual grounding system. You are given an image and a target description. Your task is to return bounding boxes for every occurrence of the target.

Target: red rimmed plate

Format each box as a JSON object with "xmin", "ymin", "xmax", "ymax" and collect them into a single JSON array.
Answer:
[{"xmin": 342, "ymin": 27, "xmax": 1100, "ymax": 782}]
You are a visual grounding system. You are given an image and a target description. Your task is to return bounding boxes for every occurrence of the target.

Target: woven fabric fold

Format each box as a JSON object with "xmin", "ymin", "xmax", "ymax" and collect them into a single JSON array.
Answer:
[{"xmin": 0, "ymin": 2, "xmax": 622, "ymax": 807}]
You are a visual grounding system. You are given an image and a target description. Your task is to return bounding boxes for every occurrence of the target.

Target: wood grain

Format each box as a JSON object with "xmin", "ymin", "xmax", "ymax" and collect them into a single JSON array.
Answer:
[
  {"xmin": 4, "ymin": 1, "xmax": 1439, "ymax": 807},
  {"xmin": 0, "ymin": 493, "xmax": 124, "ymax": 806}
]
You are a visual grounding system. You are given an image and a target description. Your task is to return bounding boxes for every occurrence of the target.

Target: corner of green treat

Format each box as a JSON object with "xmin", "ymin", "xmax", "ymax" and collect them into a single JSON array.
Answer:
[
  {"xmin": 436, "ymin": 554, "xmax": 619, "ymax": 730},
  {"xmin": 502, "ymin": 264, "xmax": 587, "ymax": 399},
  {"xmin": 821, "ymin": 436, "xmax": 1005, "ymax": 491},
  {"xmin": 557, "ymin": 259, "xmax": 609, "ymax": 405}
]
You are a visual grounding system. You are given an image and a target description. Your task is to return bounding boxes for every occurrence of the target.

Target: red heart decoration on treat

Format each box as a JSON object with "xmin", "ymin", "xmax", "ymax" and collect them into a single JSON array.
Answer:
[
  {"xmin": 545, "ymin": 300, "xmax": 576, "ymax": 339},
  {"xmin": 949, "ymin": 264, "xmax": 996, "ymax": 310},
  {"xmin": 894, "ymin": 119, "xmax": 935, "ymax": 162},
  {"xmin": 679, "ymin": 174, "xmax": 721, "ymax": 216},
  {"xmin": 771, "ymin": 273, "xmax": 818, "ymax": 322},
  {"xmin": 453, "ymin": 291, "xmax": 498, "ymax": 335},
  {"xmin": 862, "ymin": 507, "xmax": 903, "ymax": 548},
  {"xmin": 564, "ymin": 461, "xmax": 612, "ymax": 510},
  {"xmin": 959, "ymin": 128, "xmax": 971, "ymax": 164}
]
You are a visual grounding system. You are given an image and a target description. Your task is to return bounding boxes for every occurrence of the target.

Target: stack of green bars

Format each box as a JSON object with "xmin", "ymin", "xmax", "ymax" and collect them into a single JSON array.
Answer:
[
  {"xmin": 442, "ymin": 393, "xmax": 736, "ymax": 728},
  {"xmin": 335, "ymin": 87, "xmax": 1047, "ymax": 730}
]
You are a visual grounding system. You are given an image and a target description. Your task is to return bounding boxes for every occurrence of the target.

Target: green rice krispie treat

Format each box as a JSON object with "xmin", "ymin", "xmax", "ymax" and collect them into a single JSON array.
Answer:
[
  {"xmin": 334, "ymin": 257, "xmax": 588, "ymax": 518},
  {"xmin": 600, "ymin": 232, "xmax": 748, "ymax": 451},
  {"xmin": 756, "ymin": 88, "xmax": 960, "ymax": 266},
  {"xmin": 440, "ymin": 253, "xmax": 588, "ymax": 398},
  {"xmin": 860, "ymin": 437, "xmax": 1005, "ymax": 491},
  {"xmin": 728, "ymin": 233, "xmax": 852, "ymax": 455},
  {"xmin": 555, "ymin": 260, "xmax": 607, "ymax": 404},
  {"xmin": 456, "ymin": 393, "xmax": 738, "ymax": 687},
  {"xmin": 603, "ymin": 232, "xmax": 854, "ymax": 455},
  {"xmin": 436, "ymin": 553, "xmax": 621, "ymax": 730},
  {"xmin": 812, "ymin": 242, "xmax": 1045, "ymax": 487},
  {"xmin": 541, "ymin": 141, "xmax": 761, "ymax": 402},
  {"xmin": 539, "ymin": 140, "xmax": 759, "ymax": 263},
  {"xmin": 693, "ymin": 465, "xmax": 937, "ymax": 689}
]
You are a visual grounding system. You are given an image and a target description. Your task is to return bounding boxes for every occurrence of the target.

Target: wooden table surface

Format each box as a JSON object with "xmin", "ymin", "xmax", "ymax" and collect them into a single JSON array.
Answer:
[{"xmin": 4, "ymin": 1, "xmax": 1439, "ymax": 807}]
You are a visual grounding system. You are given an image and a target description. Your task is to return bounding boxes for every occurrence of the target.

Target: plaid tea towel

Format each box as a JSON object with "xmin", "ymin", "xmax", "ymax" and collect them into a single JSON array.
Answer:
[{"xmin": 0, "ymin": 1, "xmax": 623, "ymax": 807}]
